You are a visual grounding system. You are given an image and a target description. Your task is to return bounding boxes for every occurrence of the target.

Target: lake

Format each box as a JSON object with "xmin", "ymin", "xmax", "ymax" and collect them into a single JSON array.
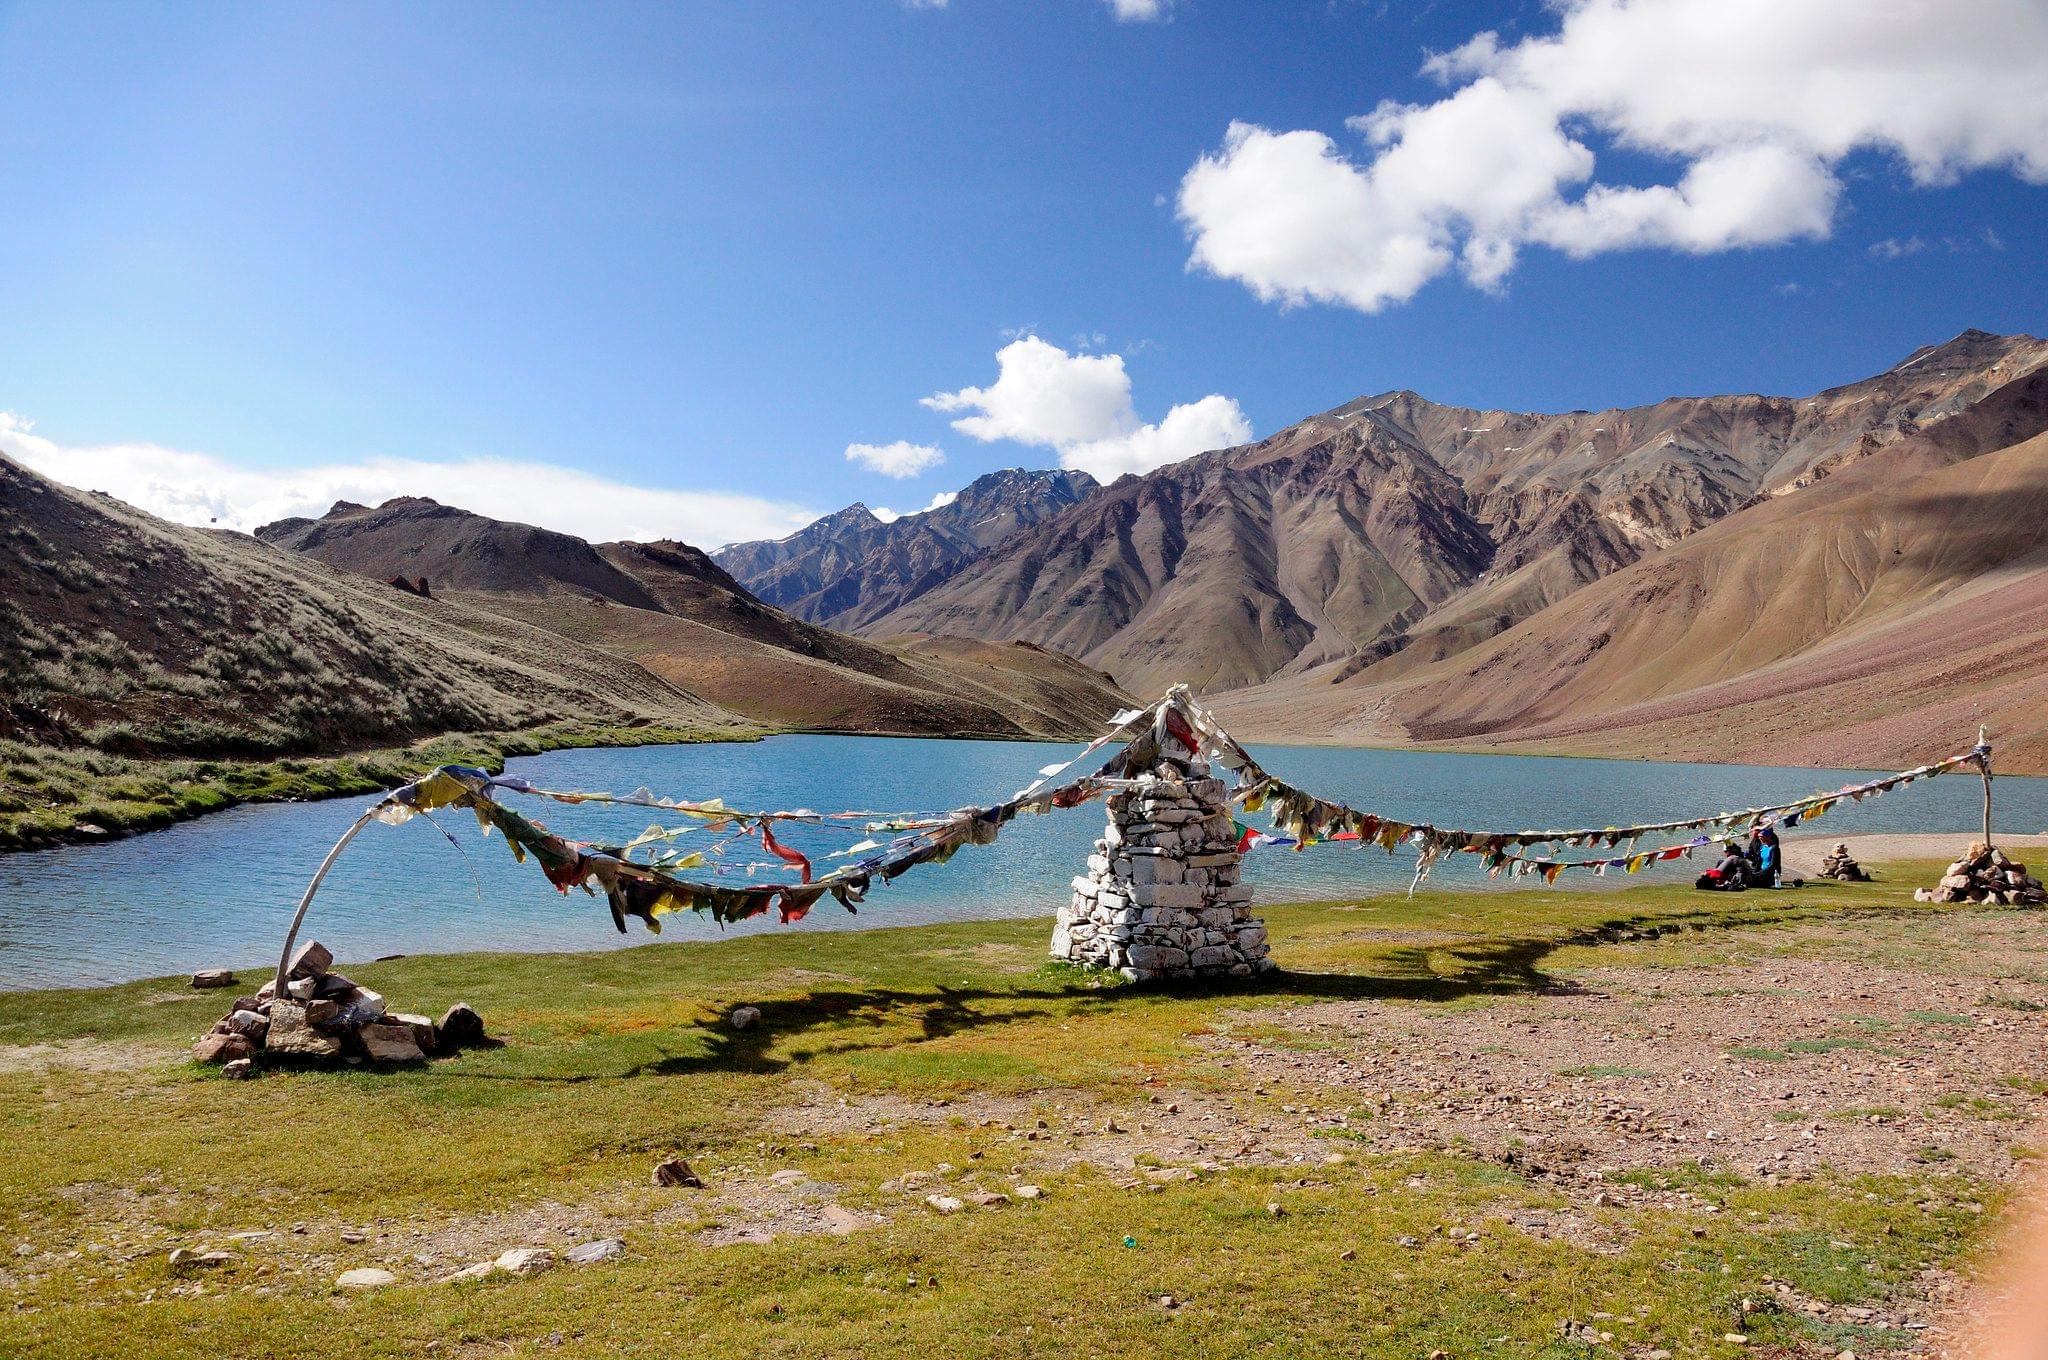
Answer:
[{"xmin": 2, "ymin": 734, "xmax": 2040, "ymax": 990}]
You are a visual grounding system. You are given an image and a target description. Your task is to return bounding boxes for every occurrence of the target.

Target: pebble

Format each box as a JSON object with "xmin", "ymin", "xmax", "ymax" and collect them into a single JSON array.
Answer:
[{"xmin": 336, "ymin": 1268, "xmax": 397, "ymax": 1289}]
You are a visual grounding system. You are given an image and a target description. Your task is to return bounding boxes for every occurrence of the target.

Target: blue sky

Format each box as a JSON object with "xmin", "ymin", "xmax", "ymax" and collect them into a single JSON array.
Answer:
[{"xmin": 3, "ymin": 0, "xmax": 2045, "ymax": 545}]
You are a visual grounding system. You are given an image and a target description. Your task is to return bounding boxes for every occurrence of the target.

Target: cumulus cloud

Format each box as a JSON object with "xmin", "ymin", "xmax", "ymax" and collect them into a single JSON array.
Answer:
[
  {"xmin": 1107, "ymin": 0, "xmax": 1171, "ymax": 20},
  {"xmin": 872, "ymin": 489, "xmax": 961, "ymax": 523},
  {"xmin": 924, "ymin": 336, "xmax": 1251, "ymax": 481},
  {"xmin": 1178, "ymin": 0, "xmax": 2048, "ymax": 311},
  {"xmin": 844, "ymin": 439, "xmax": 946, "ymax": 479},
  {"xmin": 0, "ymin": 412, "xmax": 819, "ymax": 550}
]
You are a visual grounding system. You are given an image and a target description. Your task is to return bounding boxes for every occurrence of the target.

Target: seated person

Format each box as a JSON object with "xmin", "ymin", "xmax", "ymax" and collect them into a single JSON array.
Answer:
[
  {"xmin": 1744, "ymin": 827, "xmax": 1794, "ymax": 887},
  {"xmin": 1696, "ymin": 842, "xmax": 1751, "ymax": 890}
]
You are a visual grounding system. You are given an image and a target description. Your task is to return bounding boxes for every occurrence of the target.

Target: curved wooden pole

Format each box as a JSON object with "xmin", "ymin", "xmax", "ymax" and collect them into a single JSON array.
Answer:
[
  {"xmin": 1980, "ymin": 725, "xmax": 1995, "ymax": 851},
  {"xmin": 273, "ymin": 805, "xmax": 382, "ymax": 998}
]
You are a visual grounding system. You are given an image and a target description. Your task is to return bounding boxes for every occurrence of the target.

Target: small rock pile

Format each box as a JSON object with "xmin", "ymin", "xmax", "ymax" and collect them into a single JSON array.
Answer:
[
  {"xmin": 1913, "ymin": 842, "xmax": 2046, "ymax": 906},
  {"xmin": 1053, "ymin": 753, "xmax": 1274, "ymax": 982},
  {"xmin": 1815, "ymin": 843, "xmax": 1871, "ymax": 882},
  {"xmin": 191, "ymin": 940, "xmax": 485, "ymax": 1075}
]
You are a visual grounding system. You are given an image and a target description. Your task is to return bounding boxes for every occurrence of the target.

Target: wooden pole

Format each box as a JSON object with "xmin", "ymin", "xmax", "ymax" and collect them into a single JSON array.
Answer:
[{"xmin": 1979, "ymin": 725, "xmax": 1994, "ymax": 852}]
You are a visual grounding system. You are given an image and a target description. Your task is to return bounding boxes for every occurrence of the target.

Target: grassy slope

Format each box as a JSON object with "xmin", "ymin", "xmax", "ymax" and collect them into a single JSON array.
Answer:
[
  {"xmin": 0, "ymin": 721, "xmax": 762, "ymax": 852},
  {"xmin": 0, "ymin": 866, "xmax": 2021, "ymax": 1359}
]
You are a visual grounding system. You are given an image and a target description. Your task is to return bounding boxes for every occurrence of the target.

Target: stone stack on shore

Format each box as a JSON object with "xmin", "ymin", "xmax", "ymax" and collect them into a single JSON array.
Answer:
[
  {"xmin": 191, "ymin": 940, "xmax": 485, "ymax": 1076},
  {"xmin": 1053, "ymin": 754, "xmax": 1274, "ymax": 982},
  {"xmin": 1913, "ymin": 842, "xmax": 2046, "ymax": 906}
]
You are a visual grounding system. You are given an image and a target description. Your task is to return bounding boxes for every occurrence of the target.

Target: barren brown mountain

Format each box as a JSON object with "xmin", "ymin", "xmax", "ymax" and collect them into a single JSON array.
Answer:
[
  {"xmin": 1216, "ymin": 365, "xmax": 2048, "ymax": 774},
  {"xmin": 0, "ymin": 456, "xmax": 743, "ymax": 757},
  {"xmin": 714, "ymin": 467, "xmax": 1097, "ymax": 630},
  {"xmin": 865, "ymin": 330, "xmax": 2048, "ymax": 708},
  {"xmin": 257, "ymin": 497, "xmax": 1128, "ymax": 739}
]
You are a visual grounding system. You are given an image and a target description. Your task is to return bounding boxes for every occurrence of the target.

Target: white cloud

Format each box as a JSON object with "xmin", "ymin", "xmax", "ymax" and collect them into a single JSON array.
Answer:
[
  {"xmin": 924, "ymin": 335, "xmax": 1251, "ymax": 481},
  {"xmin": 872, "ymin": 489, "xmax": 960, "ymax": 523},
  {"xmin": 844, "ymin": 439, "xmax": 946, "ymax": 479},
  {"xmin": 1107, "ymin": 0, "xmax": 1171, "ymax": 20},
  {"xmin": 1179, "ymin": 0, "xmax": 2048, "ymax": 311},
  {"xmin": 0, "ymin": 412, "xmax": 820, "ymax": 550},
  {"xmin": 1869, "ymin": 235, "xmax": 1928, "ymax": 260}
]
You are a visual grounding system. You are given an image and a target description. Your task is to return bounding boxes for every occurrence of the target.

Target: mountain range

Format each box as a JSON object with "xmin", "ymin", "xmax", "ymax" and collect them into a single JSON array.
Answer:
[
  {"xmin": 712, "ymin": 467, "xmax": 1098, "ymax": 631},
  {"xmin": 251, "ymin": 495, "xmax": 1129, "ymax": 742},
  {"xmin": 717, "ymin": 328, "xmax": 2048, "ymax": 771}
]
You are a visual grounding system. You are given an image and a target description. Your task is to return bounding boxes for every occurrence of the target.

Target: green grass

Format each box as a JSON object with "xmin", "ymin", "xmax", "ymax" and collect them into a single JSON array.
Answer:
[{"xmin": 0, "ymin": 874, "xmax": 2011, "ymax": 1359}]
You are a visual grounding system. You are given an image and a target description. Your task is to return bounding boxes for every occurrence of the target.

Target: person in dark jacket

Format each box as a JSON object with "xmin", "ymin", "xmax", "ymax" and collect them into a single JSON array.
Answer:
[{"xmin": 1697, "ymin": 842, "xmax": 1751, "ymax": 891}]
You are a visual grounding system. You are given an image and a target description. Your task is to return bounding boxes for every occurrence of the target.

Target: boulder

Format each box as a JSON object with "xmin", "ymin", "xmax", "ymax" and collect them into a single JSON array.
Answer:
[
  {"xmin": 265, "ymin": 1001, "xmax": 343, "ymax": 1059},
  {"xmin": 357, "ymin": 1022, "xmax": 426, "ymax": 1063},
  {"xmin": 436, "ymin": 1003, "xmax": 485, "ymax": 1049},
  {"xmin": 222, "ymin": 1009, "xmax": 268, "ymax": 1041},
  {"xmin": 287, "ymin": 941, "xmax": 333, "ymax": 981},
  {"xmin": 192, "ymin": 1032, "xmax": 254, "ymax": 1065},
  {"xmin": 729, "ymin": 1005, "xmax": 762, "ymax": 1031},
  {"xmin": 565, "ymin": 1238, "xmax": 625, "ymax": 1265},
  {"xmin": 390, "ymin": 1013, "xmax": 439, "ymax": 1054},
  {"xmin": 191, "ymin": 969, "xmax": 236, "ymax": 990}
]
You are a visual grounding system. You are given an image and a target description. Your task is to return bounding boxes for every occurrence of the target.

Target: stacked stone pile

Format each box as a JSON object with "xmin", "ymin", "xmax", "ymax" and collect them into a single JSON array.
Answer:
[
  {"xmin": 1053, "ymin": 754, "xmax": 1274, "ymax": 982},
  {"xmin": 1816, "ymin": 843, "xmax": 1871, "ymax": 882},
  {"xmin": 1913, "ymin": 842, "xmax": 2046, "ymax": 906},
  {"xmin": 191, "ymin": 940, "xmax": 485, "ymax": 1075}
]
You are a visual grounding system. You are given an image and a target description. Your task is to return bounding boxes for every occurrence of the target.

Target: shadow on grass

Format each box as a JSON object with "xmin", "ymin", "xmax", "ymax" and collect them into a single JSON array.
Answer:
[{"xmin": 460, "ymin": 893, "xmax": 1901, "ymax": 1082}]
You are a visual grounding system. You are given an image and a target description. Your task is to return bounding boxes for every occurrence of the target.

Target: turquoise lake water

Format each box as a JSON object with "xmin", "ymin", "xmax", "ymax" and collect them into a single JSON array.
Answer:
[{"xmin": 1, "ymin": 734, "xmax": 2040, "ymax": 990}]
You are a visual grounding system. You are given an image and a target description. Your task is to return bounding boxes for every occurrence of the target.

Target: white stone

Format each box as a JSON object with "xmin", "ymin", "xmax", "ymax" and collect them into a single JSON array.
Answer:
[
  {"xmin": 336, "ymin": 1267, "xmax": 397, "ymax": 1289},
  {"xmin": 494, "ymin": 1248, "xmax": 556, "ymax": 1276}
]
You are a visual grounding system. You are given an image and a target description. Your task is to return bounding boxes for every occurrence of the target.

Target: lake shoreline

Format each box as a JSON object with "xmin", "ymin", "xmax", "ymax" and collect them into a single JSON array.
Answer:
[{"xmin": 10, "ymin": 716, "xmax": 2028, "ymax": 858}]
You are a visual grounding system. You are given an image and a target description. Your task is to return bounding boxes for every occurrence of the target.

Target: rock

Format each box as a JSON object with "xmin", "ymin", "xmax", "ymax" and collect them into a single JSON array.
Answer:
[
  {"xmin": 821, "ymin": 1204, "xmax": 868, "ymax": 1235},
  {"xmin": 288, "ymin": 941, "xmax": 333, "ymax": 980},
  {"xmin": 357, "ymin": 1021, "xmax": 426, "ymax": 1063},
  {"xmin": 924, "ymin": 1194, "xmax": 965, "ymax": 1214},
  {"xmin": 494, "ymin": 1248, "xmax": 556, "ymax": 1277},
  {"xmin": 335, "ymin": 1267, "xmax": 397, "ymax": 1289},
  {"xmin": 333, "ymin": 986, "xmax": 387, "ymax": 1027},
  {"xmin": 191, "ymin": 969, "xmax": 236, "ymax": 989},
  {"xmin": 968, "ymin": 1191, "xmax": 1010, "ymax": 1207},
  {"xmin": 222, "ymin": 1009, "xmax": 268, "ymax": 1041},
  {"xmin": 729, "ymin": 1005, "xmax": 762, "ymax": 1031},
  {"xmin": 436, "ymin": 1003, "xmax": 485, "ymax": 1049},
  {"xmin": 439, "ymin": 1262, "xmax": 497, "ymax": 1283},
  {"xmin": 652, "ymin": 1158, "xmax": 703, "ymax": 1188},
  {"xmin": 1013, "ymin": 1184, "xmax": 1043, "ymax": 1200},
  {"xmin": 390, "ymin": 1013, "xmax": 438, "ymax": 1054},
  {"xmin": 304, "ymin": 998, "xmax": 341, "ymax": 1027},
  {"xmin": 1266, "ymin": 1202, "xmax": 1284, "ymax": 1217},
  {"xmin": 565, "ymin": 1239, "xmax": 625, "ymax": 1265},
  {"xmin": 192, "ymin": 1032, "xmax": 254, "ymax": 1065},
  {"xmin": 168, "ymin": 1247, "xmax": 231, "ymax": 1270},
  {"xmin": 222, "ymin": 1058, "xmax": 255, "ymax": 1081},
  {"xmin": 264, "ymin": 1001, "xmax": 343, "ymax": 1059}
]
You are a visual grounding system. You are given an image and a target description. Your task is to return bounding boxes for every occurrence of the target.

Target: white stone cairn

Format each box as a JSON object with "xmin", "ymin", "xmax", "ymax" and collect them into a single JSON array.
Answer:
[{"xmin": 1051, "ymin": 750, "xmax": 1275, "ymax": 981}]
